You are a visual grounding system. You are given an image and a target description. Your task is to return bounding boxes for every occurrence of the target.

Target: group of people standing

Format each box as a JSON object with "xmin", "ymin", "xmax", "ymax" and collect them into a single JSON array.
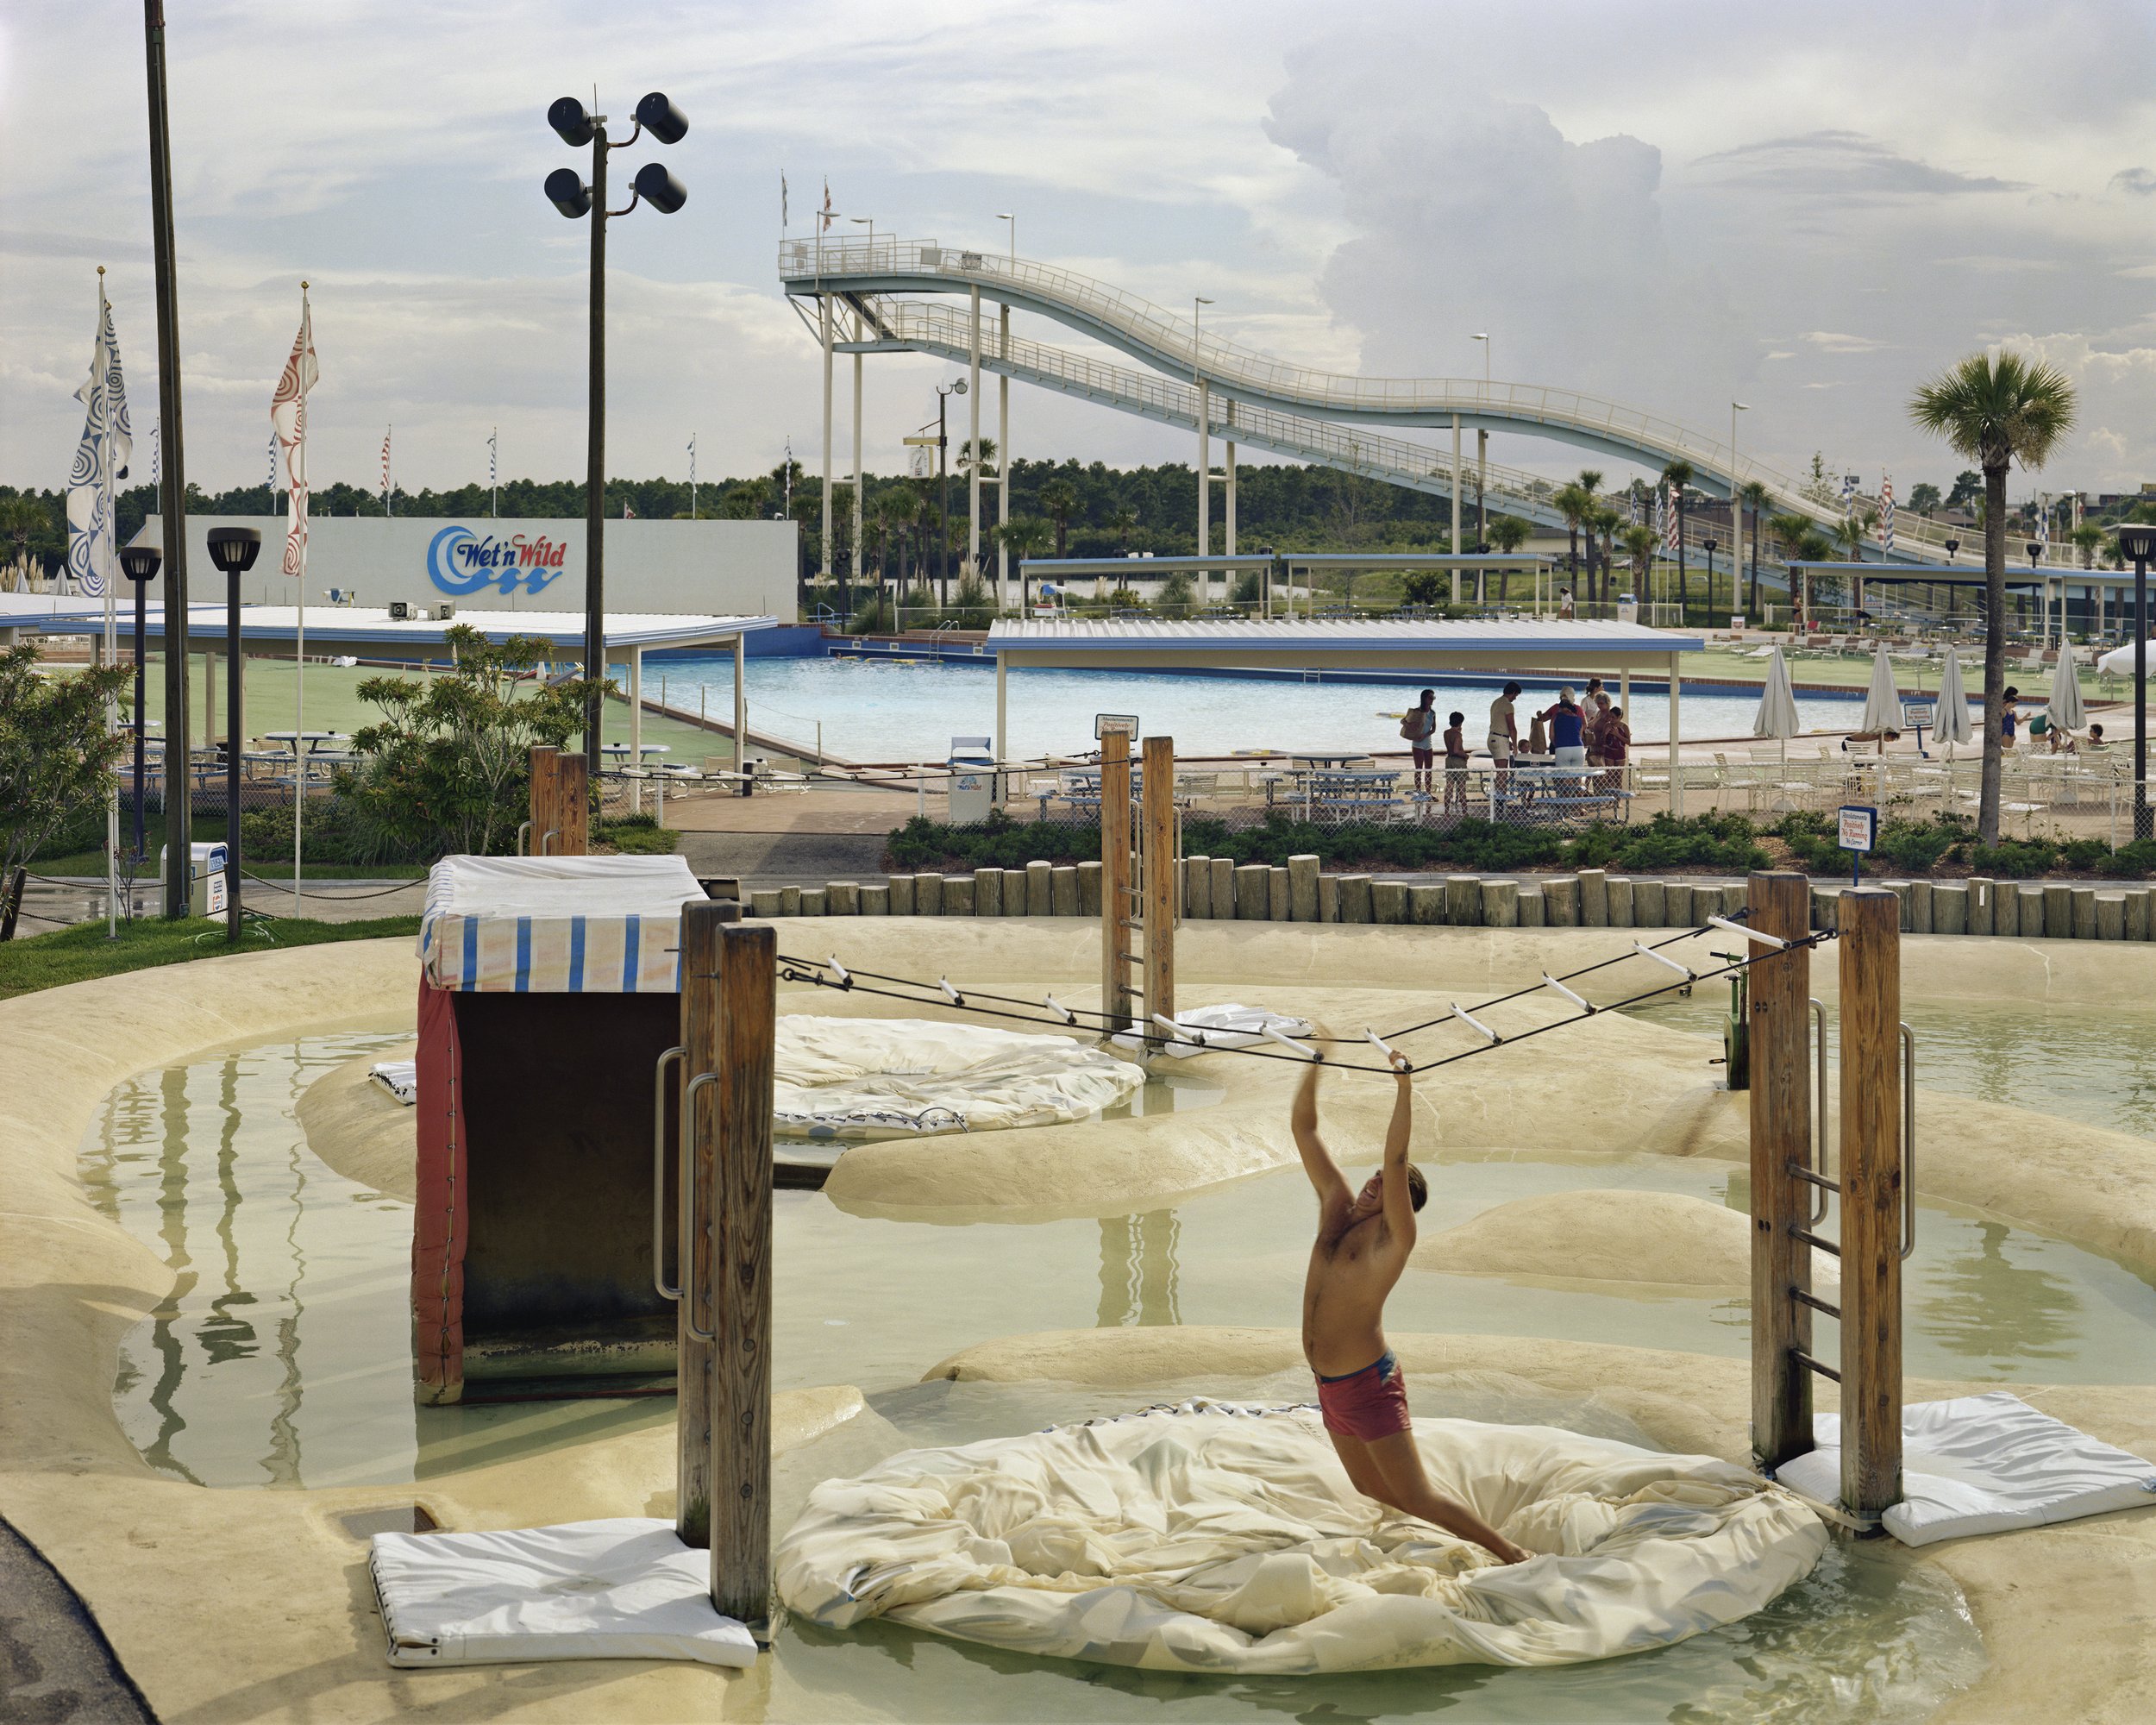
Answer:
[{"xmin": 1401, "ymin": 680, "xmax": 1632, "ymax": 809}]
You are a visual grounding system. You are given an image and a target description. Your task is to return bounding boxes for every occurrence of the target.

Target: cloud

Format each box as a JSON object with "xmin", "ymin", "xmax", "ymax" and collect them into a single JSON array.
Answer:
[
  {"xmin": 1802, "ymin": 331, "xmax": 1892, "ymax": 354},
  {"xmin": 2110, "ymin": 167, "xmax": 2156, "ymax": 195},
  {"xmin": 1764, "ymin": 350, "xmax": 1796, "ymax": 361},
  {"xmin": 1692, "ymin": 130, "xmax": 2029, "ymax": 198},
  {"xmin": 1931, "ymin": 255, "xmax": 2063, "ymax": 273}
]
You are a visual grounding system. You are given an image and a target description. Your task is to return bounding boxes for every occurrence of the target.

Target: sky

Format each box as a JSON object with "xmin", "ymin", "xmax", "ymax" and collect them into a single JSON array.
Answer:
[{"xmin": 3, "ymin": 0, "xmax": 2153, "ymax": 505}]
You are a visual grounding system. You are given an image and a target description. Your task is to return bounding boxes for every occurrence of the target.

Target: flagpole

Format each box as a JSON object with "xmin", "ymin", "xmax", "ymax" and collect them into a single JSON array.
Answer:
[
  {"xmin": 100, "ymin": 269, "xmax": 120, "ymax": 938},
  {"xmin": 295, "ymin": 281, "xmax": 310, "ymax": 919}
]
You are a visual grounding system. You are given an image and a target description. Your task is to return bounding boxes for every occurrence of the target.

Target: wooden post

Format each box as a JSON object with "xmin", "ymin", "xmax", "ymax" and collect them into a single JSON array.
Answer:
[
  {"xmin": 529, "ymin": 744, "xmax": 557, "ymax": 853},
  {"xmin": 1141, "ymin": 735, "xmax": 1176, "ymax": 1044},
  {"xmin": 676, "ymin": 900, "xmax": 721, "ymax": 1548},
  {"xmin": 554, "ymin": 751, "xmax": 589, "ymax": 855},
  {"xmin": 1839, "ymin": 888, "xmax": 1902, "ymax": 1523},
  {"xmin": 1100, "ymin": 729, "xmax": 1134, "ymax": 1032},
  {"xmin": 1747, "ymin": 869, "xmax": 1814, "ymax": 1473},
  {"xmin": 709, "ymin": 919, "xmax": 775, "ymax": 1628}
]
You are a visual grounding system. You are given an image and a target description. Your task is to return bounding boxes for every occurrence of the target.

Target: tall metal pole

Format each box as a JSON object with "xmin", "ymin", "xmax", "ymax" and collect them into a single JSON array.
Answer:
[
  {"xmin": 144, "ymin": 0, "xmax": 191, "ymax": 918},
  {"xmin": 2136, "ymin": 551, "xmax": 2149, "ymax": 844},
  {"xmin": 132, "ymin": 575, "xmax": 147, "ymax": 870},
  {"xmin": 819, "ymin": 294, "xmax": 833, "ymax": 583},
  {"xmin": 968, "ymin": 284, "xmax": 981, "ymax": 584},
  {"xmin": 937, "ymin": 392, "xmax": 950, "ymax": 605},
  {"xmin": 583, "ymin": 121, "xmax": 609, "ymax": 784},
  {"xmin": 225, "ymin": 570, "xmax": 241, "ymax": 941}
]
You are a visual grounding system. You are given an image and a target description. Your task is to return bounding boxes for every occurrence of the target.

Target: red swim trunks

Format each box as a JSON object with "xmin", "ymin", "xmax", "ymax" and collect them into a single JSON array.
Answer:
[{"xmin": 1315, "ymin": 1351, "xmax": 1412, "ymax": 1440}]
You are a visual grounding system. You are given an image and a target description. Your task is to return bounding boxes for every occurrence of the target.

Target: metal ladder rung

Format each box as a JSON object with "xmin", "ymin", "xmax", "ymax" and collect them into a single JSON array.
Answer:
[
  {"xmin": 1792, "ymin": 1227, "xmax": 1841, "ymax": 1258},
  {"xmin": 1790, "ymin": 1347, "xmax": 1842, "ymax": 1383},
  {"xmin": 1787, "ymin": 1163, "xmax": 1838, "ymax": 1193},
  {"xmin": 1790, "ymin": 1287, "xmax": 1841, "ymax": 1320}
]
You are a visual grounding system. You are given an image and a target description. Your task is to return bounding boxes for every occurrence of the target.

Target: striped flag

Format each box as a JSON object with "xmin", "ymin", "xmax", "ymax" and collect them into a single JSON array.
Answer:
[
  {"xmin": 271, "ymin": 292, "xmax": 318, "ymax": 578},
  {"xmin": 380, "ymin": 425, "xmax": 392, "ymax": 516},
  {"xmin": 1879, "ymin": 474, "xmax": 1895, "ymax": 555},
  {"xmin": 1627, "ymin": 484, "xmax": 1642, "ymax": 527},
  {"xmin": 487, "ymin": 428, "xmax": 497, "ymax": 490},
  {"xmin": 1840, "ymin": 473, "xmax": 1858, "ymax": 518},
  {"xmin": 266, "ymin": 430, "xmax": 277, "ymax": 501},
  {"xmin": 65, "ymin": 285, "xmax": 131, "ymax": 597},
  {"xmin": 1660, "ymin": 483, "xmax": 1678, "ymax": 552}
]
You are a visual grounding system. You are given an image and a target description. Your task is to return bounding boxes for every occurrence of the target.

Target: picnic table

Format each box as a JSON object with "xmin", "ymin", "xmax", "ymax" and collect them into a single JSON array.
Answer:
[{"xmin": 1489, "ymin": 762, "xmax": 1628, "ymax": 824}]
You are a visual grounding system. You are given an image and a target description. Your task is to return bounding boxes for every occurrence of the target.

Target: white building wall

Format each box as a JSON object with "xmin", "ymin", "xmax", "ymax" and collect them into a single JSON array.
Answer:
[{"xmin": 130, "ymin": 517, "xmax": 798, "ymax": 621}]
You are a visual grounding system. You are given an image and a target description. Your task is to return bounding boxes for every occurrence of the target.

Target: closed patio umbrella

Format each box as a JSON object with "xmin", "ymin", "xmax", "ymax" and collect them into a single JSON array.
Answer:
[
  {"xmin": 1935, "ymin": 650, "xmax": 1973, "ymax": 756},
  {"xmin": 1752, "ymin": 643, "xmax": 1801, "ymax": 778},
  {"xmin": 2047, "ymin": 648, "xmax": 2087, "ymax": 735},
  {"xmin": 1858, "ymin": 646, "xmax": 1901, "ymax": 754}
]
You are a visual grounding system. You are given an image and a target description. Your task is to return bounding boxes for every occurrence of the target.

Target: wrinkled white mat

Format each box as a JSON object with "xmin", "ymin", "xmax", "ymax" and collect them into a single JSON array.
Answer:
[
  {"xmin": 1775, "ymin": 1390, "xmax": 2156, "ymax": 1546},
  {"xmin": 775, "ymin": 1016, "xmax": 1141, "ymax": 1139},
  {"xmin": 1111, "ymin": 1002, "xmax": 1315, "ymax": 1060},
  {"xmin": 369, "ymin": 1058, "xmax": 417, "ymax": 1107},
  {"xmin": 370, "ymin": 1518, "xmax": 758, "ymax": 1668},
  {"xmin": 776, "ymin": 1402, "xmax": 1827, "ymax": 1673}
]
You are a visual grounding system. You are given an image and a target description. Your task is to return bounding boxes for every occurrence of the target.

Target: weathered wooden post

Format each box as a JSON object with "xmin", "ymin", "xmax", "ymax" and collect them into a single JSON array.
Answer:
[
  {"xmin": 1747, "ymin": 869, "xmax": 1814, "ymax": 1473},
  {"xmin": 529, "ymin": 743, "xmax": 557, "ymax": 852},
  {"xmin": 1100, "ymin": 728, "xmax": 1136, "ymax": 1032},
  {"xmin": 1839, "ymin": 888, "xmax": 1903, "ymax": 1523},
  {"xmin": 1141, "ymin": 735, "xmax": 1176, "ymax": 1044},
  {"xmin": 709, "ymin": 919, "xmax": 775, "ymax": 1628},
  {"xmin": 554, "ymin": 750, "xmax": 590, "ymax": 856}
]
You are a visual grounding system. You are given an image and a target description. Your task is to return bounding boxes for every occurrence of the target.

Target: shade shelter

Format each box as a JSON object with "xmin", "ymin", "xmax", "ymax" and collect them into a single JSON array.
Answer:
[
  {"xmin": 984, "ymin": 617, "xmax": 1704, "ymax": 809},
  {"xmin": 413, "ymin": 854, "xmax": 713, "ymax": 1404},
  {"xmin": 1275, "ymin": 553, "xmax": 1562, "ymax": 617}
]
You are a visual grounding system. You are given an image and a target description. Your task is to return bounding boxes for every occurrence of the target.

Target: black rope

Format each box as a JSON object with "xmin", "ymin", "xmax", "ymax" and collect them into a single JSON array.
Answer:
[
  {"xmin": 239, "ymin": 868, "xmax": 424, "ymax": 900},
  {"xmin": 775, "ymin": 924, "xmax": 1834, "ymax": 1077}
]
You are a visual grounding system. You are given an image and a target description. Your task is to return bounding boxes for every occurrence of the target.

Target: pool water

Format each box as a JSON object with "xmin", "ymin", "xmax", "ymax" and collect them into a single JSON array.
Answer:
[
  {"xmin": 657, "ymin": 656, "xmax": 1864, "ymax": 764},
  {"xmin": 84, "ymin": 1026, "xmax": 2156, "ymax": 1501},
  {"xmin": 1622, "ymin": 993, "xmax": 2156, "ymax": 1140}
]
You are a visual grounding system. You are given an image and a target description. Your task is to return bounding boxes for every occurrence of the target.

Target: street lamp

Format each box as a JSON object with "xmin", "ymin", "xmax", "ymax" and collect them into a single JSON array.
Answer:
[
  {"xmin": 2119, "ymin": 523, "xmax": 2156, "ymax": 842},
  {"xmin": 116, "ymin": 544, "xmax": 160, "ymax": 888},
  {"xmin": 1702, "ymin": 536, "xmax": 1720, "ymax": 619},
  {"xmin": 1730, "ymin": 402, "xmax": 1750, "ymax": 615},
  {"xmin": 934, "ymin": 379, "xmax": 968, "ymax": 599},
  {"xmin": 1471, "ymin": 334, "xmax": 1491, "ymax": 544},
  {"xmin": 205, "ymin": 526, "xmax": 260, "ymax": 944},
  {"xmin": 543, "ymin": 90, "xmax": 688, "ymax": 782}
]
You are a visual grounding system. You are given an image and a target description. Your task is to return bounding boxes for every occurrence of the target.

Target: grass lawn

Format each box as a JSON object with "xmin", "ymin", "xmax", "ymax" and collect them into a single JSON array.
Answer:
[{"xmin": 0, "ymin": 913, "xmax": 420, "ymax": 1001}]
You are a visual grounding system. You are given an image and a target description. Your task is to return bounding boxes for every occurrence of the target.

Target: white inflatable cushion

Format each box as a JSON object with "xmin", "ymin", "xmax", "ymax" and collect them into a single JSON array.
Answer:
[
  {"xmin": 1775, "ymin": 1390, "xmax": 2156, "ymax": 1547},
  {"xmin": 776, "ymin": 1402, "xmax": 1826, "ymax": 1672},
  {"xmin": 774, "ymin": 1016, "xmax": 1142, "ymax": 1139},
  {"xmin": 369, "ymin": 1517, "xmax": 757, "ymax": 1668},
  {"xmin": 1111, "ymin": 1003, "xmax": 1315, "ymax": 1060},
  {"xmin": 369, "ymin": 1058, "xmax": 417, "ymax": 1106}
]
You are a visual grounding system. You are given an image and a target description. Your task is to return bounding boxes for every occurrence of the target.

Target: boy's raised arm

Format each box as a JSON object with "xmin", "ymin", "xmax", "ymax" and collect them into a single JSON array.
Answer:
[{"xmin": 1291, "ymin": 1062, "xmax": 1350, "ymax": 1210}]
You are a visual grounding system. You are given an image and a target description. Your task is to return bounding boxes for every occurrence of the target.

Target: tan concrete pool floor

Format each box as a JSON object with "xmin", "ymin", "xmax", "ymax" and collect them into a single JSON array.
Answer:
[{"xmin": 5, "ymin": 926, "xmax": 2156, "ymax": 1722}]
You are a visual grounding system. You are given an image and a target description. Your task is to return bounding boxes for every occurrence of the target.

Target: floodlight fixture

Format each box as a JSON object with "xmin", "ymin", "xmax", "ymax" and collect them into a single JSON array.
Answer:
[
  {"xmin": 631, "ymin": 161, "xmax": 686, "ymax": 214},
  {"xmin": 548, "ymin": 96, "xmax": 595, "ymax": 147},
  {"xmin": 545, "ymin": 167, "xmax": 592, "ymax": 219},
  {"xmin": 634, "ymin": 91, "xmax": 688, "ymax": 144}
]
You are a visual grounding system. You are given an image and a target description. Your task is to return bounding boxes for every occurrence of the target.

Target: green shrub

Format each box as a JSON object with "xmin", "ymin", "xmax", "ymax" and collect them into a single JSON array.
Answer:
[{"xmin": 1970, "ymin": 839, "xmax": 2053, "ymax": 878}]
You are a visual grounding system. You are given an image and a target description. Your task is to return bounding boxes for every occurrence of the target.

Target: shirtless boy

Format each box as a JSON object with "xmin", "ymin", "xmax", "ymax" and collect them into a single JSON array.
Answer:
[{"xmin": 1294, "ymin": 1060, "xmax": 1530, "ymax": 1565}]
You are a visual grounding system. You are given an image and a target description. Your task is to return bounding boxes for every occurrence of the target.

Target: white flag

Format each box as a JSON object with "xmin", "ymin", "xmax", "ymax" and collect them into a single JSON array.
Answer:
[
  {"xmin": 271, "ymin": 294, "xmax": 318, "ymax": 577},
  {"xmin": 66, "ymin": 291, "xmax": 132, "ymax": 596}
]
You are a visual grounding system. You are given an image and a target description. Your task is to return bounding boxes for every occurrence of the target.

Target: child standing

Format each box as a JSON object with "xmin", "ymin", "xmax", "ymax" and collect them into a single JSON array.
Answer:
[{"xmin": 1443, "ymin": 711, "xmax": 1469, "ymax": 812}]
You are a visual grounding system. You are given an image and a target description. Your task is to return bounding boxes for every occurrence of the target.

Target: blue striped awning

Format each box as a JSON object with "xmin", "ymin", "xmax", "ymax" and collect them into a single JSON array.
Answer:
[{"xmin": 418, "ymin": 855, "xmax": 705, "ymax": 993}]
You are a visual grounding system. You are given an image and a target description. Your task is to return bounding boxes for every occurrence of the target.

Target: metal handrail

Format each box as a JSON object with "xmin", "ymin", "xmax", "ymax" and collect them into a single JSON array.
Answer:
[
  {"xmin": 782, "ymin": 235, "xmax": 1988, "ymax": 562},
  {"xmin": 680, "ymin": 1070, "xmax": 719, "ymax": 1344},
  {"xmin": 516, "ymin": 819, "xmax": 531, "ymax": 856},
  {"xmin": 651, "ymin": 1044, "xmax": 686, "ymax": 1301},
  {"xmin": 540, "ymin": 828, "xmax": 561, "ymax": 856},
  {"xmin": 1901, "ymin": 1022, "xmax": 1917, "ymax": 1261},
  {"xmin": 1811, "ymin": 998, "xmax": 1831, "ymax": 1224}
]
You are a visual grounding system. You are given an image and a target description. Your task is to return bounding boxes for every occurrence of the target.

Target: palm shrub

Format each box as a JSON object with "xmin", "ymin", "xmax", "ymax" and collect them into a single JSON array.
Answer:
[
  {"xmin": 338, "ymin": 625, "xmax": 603, "ymax": 861},
  {"xmin": 0, "ymin": 642, "xmax": 131, "ymax": 888},
  {"xmin": 1910, "ymin": 353, "xmax": 2077, "ymax": 842}
]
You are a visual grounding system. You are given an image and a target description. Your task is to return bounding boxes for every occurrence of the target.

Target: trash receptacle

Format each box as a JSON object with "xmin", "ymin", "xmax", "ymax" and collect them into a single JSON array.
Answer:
[
  {"xmin": 947, "ymin": 736, "xmax": 995, "ymax": 825},
  {"xmin": 1616, "ymin": 593, "xmax": 1639, "ymax": 624},
  {"xmin": 157, "ymin": 841, "xmax": 229, "ymax": 918}
]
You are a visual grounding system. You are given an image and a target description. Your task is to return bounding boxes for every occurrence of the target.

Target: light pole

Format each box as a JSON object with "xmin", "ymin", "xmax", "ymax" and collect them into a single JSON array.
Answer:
[
  {"xmin": 935, "ymin": 379, "xmax": 967, "ymax": 604},
  {"xmin": 205, "ymin": 527, "xmax": 260, "ymax": 943},
  {"xmin": 1194, "ymin": 297, "xmax": 1213, "ymax": 574},
  {"xmin": 1702, "ymin": 536, "xmax": 1719, "ymax": 621},
  {"xmin": 544, "ymin": 91, "xmax": 688, "ymax": 783},
  {"xmin": 117, "ymin": 545, "xmax": 160, "ymax": 890},
  {"xmin": 1471, "ymin": 334, "xmax": 1491, "ymax": 547},
  {"xmin": 1730, "ymin": 402, "xmax": 1749, "ymax": 617},
  {"xmin": 995, "ymin": 213, "xmax": 1013, "ymax": 609},
  {"xmin": 2122, "ymin": 525, "xmax": 2156, "ymax": 842}
]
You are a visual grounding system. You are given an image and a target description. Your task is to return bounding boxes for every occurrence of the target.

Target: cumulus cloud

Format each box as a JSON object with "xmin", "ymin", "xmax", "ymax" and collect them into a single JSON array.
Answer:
[
  {"xmin": 2110, "ymin": 167, "xmax": 2156, "ymax": 196},
  {"xmin": 1692, "ymin": 131, "xmax": 2028, "ymax": 198},
  {"xmin": 1263, "ymin": 68, "xmax": 1744, "ymax": 424}
]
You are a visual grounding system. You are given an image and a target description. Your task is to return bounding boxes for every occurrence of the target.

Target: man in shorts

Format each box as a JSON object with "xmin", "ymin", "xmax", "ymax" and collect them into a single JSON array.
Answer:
[
  {"xmin": 1488, "ymin": 681, "xmax": 1521, "ymax": 791},
  {"xmin": 1293, "ymin": 1060, "xmax": 1530, "ymax": 1564}
]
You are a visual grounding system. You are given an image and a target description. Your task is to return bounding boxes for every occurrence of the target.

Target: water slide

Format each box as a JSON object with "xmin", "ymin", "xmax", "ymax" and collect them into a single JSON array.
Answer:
[{"xmin": 779, "ymin": 237, "xmax": 1972, "ymax": 568}]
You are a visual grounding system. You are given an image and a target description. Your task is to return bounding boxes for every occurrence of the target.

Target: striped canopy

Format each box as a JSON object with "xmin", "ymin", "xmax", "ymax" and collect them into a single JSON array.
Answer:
[{"xmin": 419, "ymin": 855, "xmax": 705, "ymax": 993}]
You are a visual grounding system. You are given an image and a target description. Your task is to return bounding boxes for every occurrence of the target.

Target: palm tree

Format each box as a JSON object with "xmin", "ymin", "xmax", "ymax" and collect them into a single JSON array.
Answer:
[
  {"xmin": 1111, "ymin": 502, "xmax": 1139, "ymax": 551},
  {"xmin": 1620, "ymin": 523, "xmax": 1658, "ymax": 596},
  {"xmin": 998, "ymin": 516, "xmax": 1054, "ymax": 610},
  {"xmin": 1589, "ymin": 505, "xmax": 1621, "ymax": 612},
  {"xmin": 1575, "ymin": 470, "xmax": 1604, "ymax": 597},
  {"xmin": 1553, "ymin": 483, "xmax": 1589, "ymax": 595},
  {"xmin": 1485, "ymin": 513, "xmax": 1530, "ymax": 606},
  {"xmin": 1039, "ymin": 478, "xmax": 1080, "ymax": 560},
  {"xmin": 0, "ymin": 496, "xmax": 43, "ymax": 593},
  {"xmin": 1739, "ymin": 480, "xmax": 1770, "ymax": 618},
  {"xmin": 2072, "ymin": 522, "xmax": 2104, "ymax": 570},
  {"xmin": 1659, "ymin": 460, "xmax": 1695, "ymax": 622},
  {"xmin": 1911, "ymin": 352, "xmax": 2078, "ymax": 842}
]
